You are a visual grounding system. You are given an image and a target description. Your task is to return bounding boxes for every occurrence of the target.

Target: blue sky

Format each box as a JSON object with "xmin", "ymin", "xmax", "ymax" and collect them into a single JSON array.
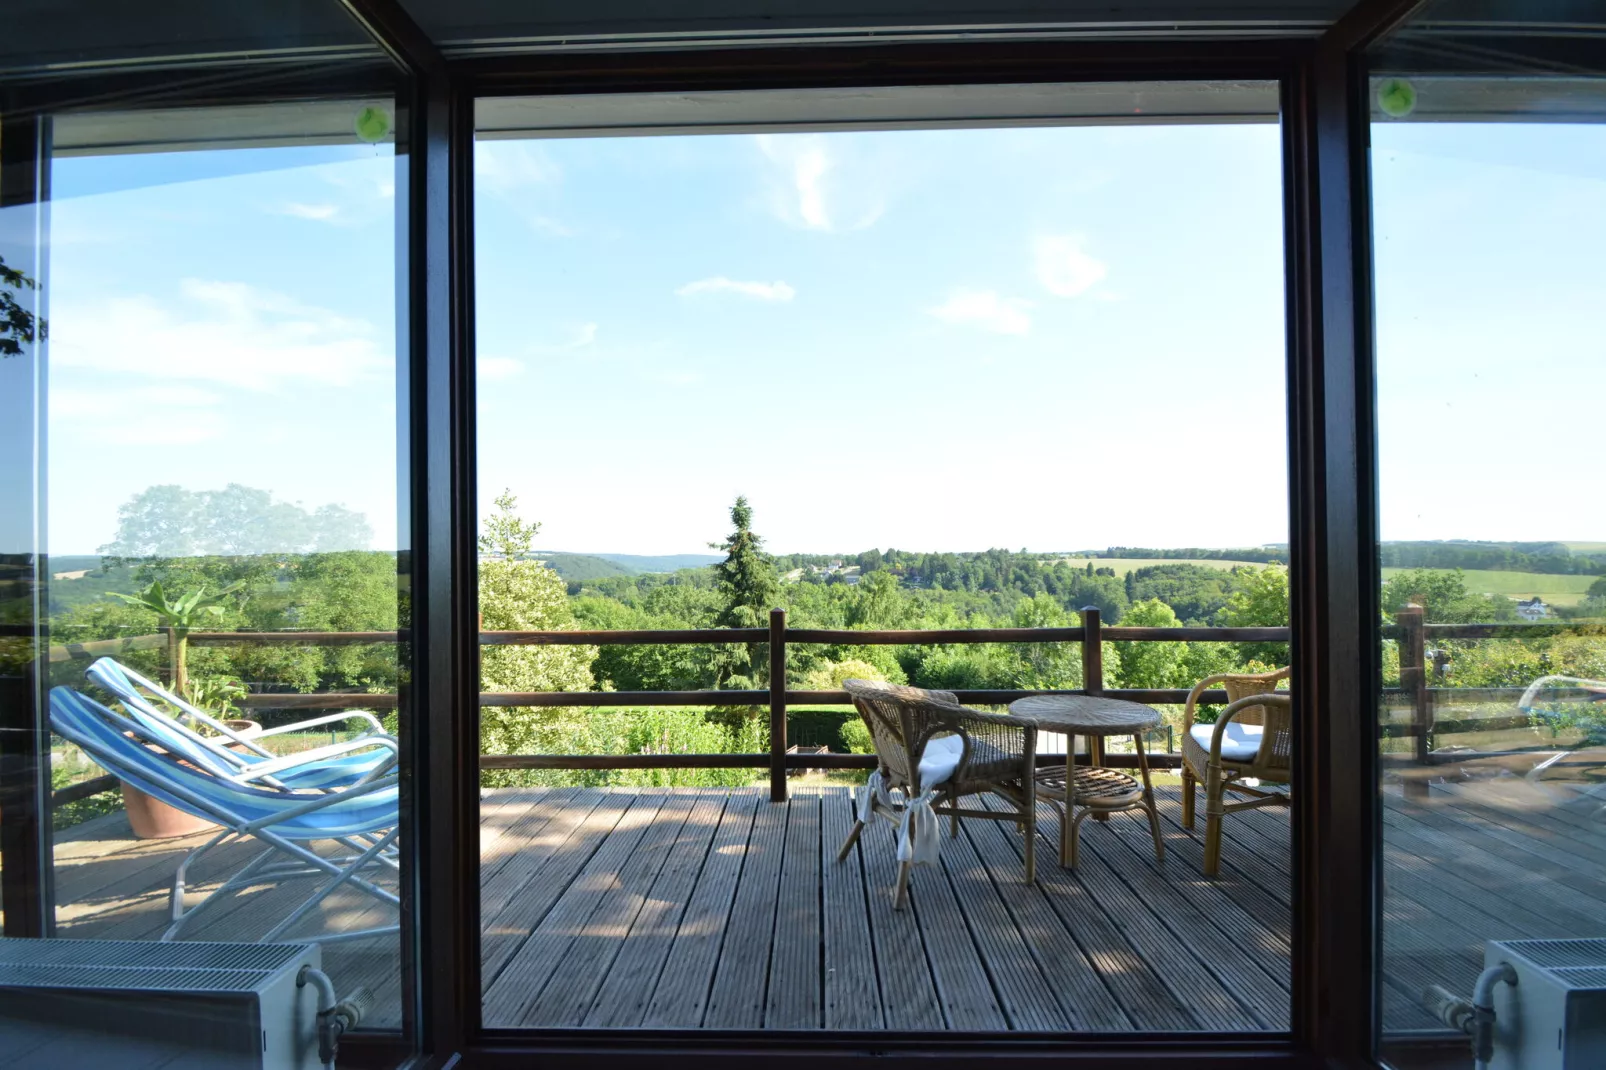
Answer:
[{"xmin": 26, "ymin": 105, "xmax": 1605, "ymax": 558}]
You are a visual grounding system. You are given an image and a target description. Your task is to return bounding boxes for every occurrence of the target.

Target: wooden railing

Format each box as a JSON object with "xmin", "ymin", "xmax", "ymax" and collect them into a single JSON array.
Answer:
[{"xmin": 38, "ymin": 608, "xmax": 1594, "ymax": 805}]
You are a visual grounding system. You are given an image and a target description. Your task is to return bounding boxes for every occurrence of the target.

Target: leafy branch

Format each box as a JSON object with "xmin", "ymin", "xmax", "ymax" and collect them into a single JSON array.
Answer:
[{"xmin": 1, "ymin": 252, "xmax": 46, "ymax": 358}]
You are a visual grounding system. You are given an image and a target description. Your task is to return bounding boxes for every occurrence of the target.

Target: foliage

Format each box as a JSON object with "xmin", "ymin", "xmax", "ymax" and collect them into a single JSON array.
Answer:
[
  {"xmin": 477, "ymin": 491, "xmax": 597, "ymax": 782},
  {"xmin": 1220, "ymin": 565, "xmax": 1293, "ymax": 665},
  {"xmin": 1112, "ymin": 599, "xmax": 1189, "ymax": 689},
  {"xmin": 1005, "ymin": 594, "xmax": 1084, "ymax": 690},
  {"xmin": 99, "ymin": 484, "xmax": 372, "ymax": 561},
  {"xmin": 1379, "ymin": 539, "xmax": 1603, "ymax": 576},
  {"xmin": 109, "ymin": 579, "xmax": 244, "ymax": 697},
  {"xmin": 709, "ymin": 495, "xmax": 781, "ymax": 687},
  {"xmin": 503, "ymin": 708, "xmax": 765, "ymax": 788},
  {"xmin": 1380, "ymin": 568, "xmax": 1517, "ymax": 624},
  {"xmin": 798, "ymin": 657, "xmax": 891, "ymax": 692},
  {"xmin": 840, "ymin": 717, "xmax": 874, "ymax": 754},
  {"xmin": 1125, "ymin": 564, "xmax": 1241, "ymax": 624},
  {"xmin": 1, "ymin": 252, "xmax": 46, "ymax": 358}
]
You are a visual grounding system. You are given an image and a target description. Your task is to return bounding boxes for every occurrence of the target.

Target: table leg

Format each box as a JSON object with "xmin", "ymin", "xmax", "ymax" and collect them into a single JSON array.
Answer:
[
  {"xmin": 1134, "ymin": 731, "xmax": 1165, "ymax": 863},
  {"xmin": 1090, "ymin": 731, "xmax": 1111, "ymax": 822},
  {"xmin": 1061, "ymin": 745, "xmax": 1075, "ymax": 867}
]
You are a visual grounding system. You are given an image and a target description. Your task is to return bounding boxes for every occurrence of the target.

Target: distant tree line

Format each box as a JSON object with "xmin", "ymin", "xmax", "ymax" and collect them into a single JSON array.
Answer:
[{"xmin": 1379, "ymin": 540, "xmax": 1603, "ymax": 575}]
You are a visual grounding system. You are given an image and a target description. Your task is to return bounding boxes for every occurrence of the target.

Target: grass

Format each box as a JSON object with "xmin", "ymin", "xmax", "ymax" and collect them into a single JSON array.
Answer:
[
  {"xmin": 1381, "ymin": 567, "xmax": 1597, "ymax": 606},
  {"xmin": 1056, "ymin": 556, "xmax": 1271, "ymax": 575}
]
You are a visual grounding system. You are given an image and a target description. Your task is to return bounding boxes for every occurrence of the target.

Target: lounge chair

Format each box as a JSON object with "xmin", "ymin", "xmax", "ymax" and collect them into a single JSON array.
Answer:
[
  {"xmin": 50, "ymin": 686, "xmax": 399, "ymax": 945},
  {"xmin": 835, "ymin": 679, "xmax": 1039, "ymax": 909},
  {"xmin": 85, "ymin": 657, "xmax": 392, "ymax": 791},
  {"xmin": 1518, "ymin": 674, "xmax": 1606, "ymax": 804}
]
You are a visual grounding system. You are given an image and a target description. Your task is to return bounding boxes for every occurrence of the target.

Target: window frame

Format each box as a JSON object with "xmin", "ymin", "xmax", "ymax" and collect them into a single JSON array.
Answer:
[{"xmin": 0, "ymin": 0, "xmax": 1438, "ymax": 1065}]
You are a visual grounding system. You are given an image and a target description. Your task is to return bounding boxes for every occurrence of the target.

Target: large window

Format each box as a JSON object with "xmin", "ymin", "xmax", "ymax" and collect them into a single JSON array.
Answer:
[
  {"xmin": 1368, "ymin": 6, "xmax": 1606, "ymax": 1067},
  {"xmin": 2, "ymin": 58, "xmax": 414, "ymax": 1059},
  {"xmin": 473, "ymin": 81, "xmax": 1293, "ymax": 1035}
]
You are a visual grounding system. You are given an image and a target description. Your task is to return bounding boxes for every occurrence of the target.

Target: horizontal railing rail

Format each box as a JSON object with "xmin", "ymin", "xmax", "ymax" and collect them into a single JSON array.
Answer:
[{"xmin": 40, "ymin": 608, "xmax": 1603, "ymax": 805}]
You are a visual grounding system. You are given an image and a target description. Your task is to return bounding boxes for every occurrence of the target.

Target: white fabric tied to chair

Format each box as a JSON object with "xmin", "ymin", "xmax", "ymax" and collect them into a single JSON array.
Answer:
[{"xmin": 857, "ymin": 735, "xmax": 964, "ymax": 866}]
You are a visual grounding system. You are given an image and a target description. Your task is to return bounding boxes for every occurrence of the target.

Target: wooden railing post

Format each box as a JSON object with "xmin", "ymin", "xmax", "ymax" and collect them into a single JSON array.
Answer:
[
  {"xmin": 769, "ymin": 607, "xmax": 788, "ymax": 802},
  {"xmin": 1397, "ymin": 604, "xmax": 1430, "ymax": 799},
  {"xmin": 1081, "ymin": 607, "xmax": 1104, "ymax": 766}
]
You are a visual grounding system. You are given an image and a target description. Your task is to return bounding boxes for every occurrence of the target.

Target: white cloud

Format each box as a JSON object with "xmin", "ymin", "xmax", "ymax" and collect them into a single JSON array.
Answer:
[
  {"xmin": 531, "ymin": 323, "xmax": 598, "ymax": 354},
  {"xmin": 50, "ymin": 279, "xmax": 388, "ymax": 392},
  {"xmin": 676, "ymin": 277, "xmax": 796, "ymax": 302},
  {"xmin": 473, "ymin": 142, "xmax": 577, "ymax": 236},
  {"xmin": 475, "ymin": 142, "xmax": 560, "ymax": 193},
  {"xmin": 50, "ymin": 385, "xmax": 229, "ymax": 444},
  {"xmin": 1035, "ymin": 234, "xmax": 1108, "ymax": 297},
  {"xmin": 279, "ymin": 202, "xmax": 340, "ymax": 222},
  {"xmin": 927, "ymin": 290, "xmax": 1033, "ymax": 335},
  {"xmin": 755, "ymin": 134, "xmax": 884, "ymax": 232},
  {"xmin": 477, "ymin": 356, "xmax": 525, "ymax": 380}
]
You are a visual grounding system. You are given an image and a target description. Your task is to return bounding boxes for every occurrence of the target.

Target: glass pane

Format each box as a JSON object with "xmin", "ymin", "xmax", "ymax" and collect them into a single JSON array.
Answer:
[
  {"xmin": 474, "ymin": 81, "xmax": 1293, "ymax": 1034},
  {"xmin": 0, "ymin": 23, "xmax": 414, "ymax": 1058},
  {"xmin": 1369, "ymin": 7, "xmax": 1606, "ymax": 1067}
]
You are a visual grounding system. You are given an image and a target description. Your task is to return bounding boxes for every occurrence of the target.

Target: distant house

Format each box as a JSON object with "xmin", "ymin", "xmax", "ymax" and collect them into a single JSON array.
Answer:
[
  {"xmin": 1515, "ymin": 597, "xmax": 1549, "ymax": 621},
  {"xmin": 52, "ymin": 569, "xmax": 90, "ymax": 580}
]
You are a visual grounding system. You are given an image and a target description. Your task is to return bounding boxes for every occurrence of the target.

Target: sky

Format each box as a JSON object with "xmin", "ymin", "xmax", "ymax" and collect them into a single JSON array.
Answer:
[{"xmin": 21, "ymin": 94, "xmax": 1606, "ymax": 558}]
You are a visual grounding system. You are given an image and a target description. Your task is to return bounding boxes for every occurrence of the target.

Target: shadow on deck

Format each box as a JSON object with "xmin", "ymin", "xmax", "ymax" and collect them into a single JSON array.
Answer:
[{"xmin": 39, "ymin": 778, "xmax": 1606, "ymax": 1034}]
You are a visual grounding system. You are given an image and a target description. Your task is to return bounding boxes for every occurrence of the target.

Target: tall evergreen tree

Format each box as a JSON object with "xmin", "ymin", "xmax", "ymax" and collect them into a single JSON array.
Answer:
[{"xmin": 709, "ymin": 495, "xmax": 780, "ymax": 687}]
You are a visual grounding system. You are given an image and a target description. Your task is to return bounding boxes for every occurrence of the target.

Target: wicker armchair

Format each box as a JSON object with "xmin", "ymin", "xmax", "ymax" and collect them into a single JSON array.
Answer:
[
  {"xmin": 1180, "ymin": 667, "xmax": 1292, "ymax": 877},
  {"xmin": 836, "ymin": 679, "xmax": 1039, "ymax": 908}
]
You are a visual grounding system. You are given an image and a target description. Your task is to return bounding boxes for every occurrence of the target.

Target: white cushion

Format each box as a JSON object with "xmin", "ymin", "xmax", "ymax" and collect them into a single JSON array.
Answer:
[
  {"xmin": 917, "ymin": 735, "xmax": 965, "ymax": 789},
  {"xmin": 1190, "ymin": 721, "xmax": 1265, "ymax": 762}
]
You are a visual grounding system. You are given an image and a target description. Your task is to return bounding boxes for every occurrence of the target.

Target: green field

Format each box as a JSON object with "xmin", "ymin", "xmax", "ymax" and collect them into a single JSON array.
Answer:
[
  {"xmin": 1057, "ymin": 557, "xmax": 1268, "ymax": 575},
  {"xmin": 1381, "ymin": 567, "xmax": 1597, "ymax": 606}
]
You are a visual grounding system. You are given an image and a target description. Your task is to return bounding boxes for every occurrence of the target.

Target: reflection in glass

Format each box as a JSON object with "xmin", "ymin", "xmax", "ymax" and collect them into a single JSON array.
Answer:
[
  {"xmin": 34, "ymin": 101, "xmax": 407, "ymax": 1029},
  {"xmin": 1370, "ymin": 7, "xmax": 1606, "ymax": 1067}
]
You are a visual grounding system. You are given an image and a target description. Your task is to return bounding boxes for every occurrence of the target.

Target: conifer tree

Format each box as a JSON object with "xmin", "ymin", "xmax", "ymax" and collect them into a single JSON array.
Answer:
[{"xmin": 709, "ymin": 495, "xmax": 780, "ymax": 687}]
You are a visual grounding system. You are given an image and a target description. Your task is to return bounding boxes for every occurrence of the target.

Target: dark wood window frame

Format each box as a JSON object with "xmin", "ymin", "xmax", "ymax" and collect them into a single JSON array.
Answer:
[{"xmin": 0, "ymin": 0, "xmax": 1438, "ymax": 1066}]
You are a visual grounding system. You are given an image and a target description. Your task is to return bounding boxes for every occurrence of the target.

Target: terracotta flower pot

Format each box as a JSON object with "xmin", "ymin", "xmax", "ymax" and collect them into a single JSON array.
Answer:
[
  {"xmin": 122, "ymin": 782, "xmax": 217, "ymax": 839},
  {"xmin": 119, "ymin": 721, "xmax": 259, "ymax": 839}
]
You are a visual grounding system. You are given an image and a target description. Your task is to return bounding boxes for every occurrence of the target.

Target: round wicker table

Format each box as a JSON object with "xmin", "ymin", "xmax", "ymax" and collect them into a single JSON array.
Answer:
[{"xmin": 1007, "ymin": 695, "xmax": 1166, "ymax": 869}]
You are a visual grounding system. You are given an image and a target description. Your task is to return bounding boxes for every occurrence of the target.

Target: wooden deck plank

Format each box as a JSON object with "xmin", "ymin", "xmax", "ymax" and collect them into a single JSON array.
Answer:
[
  {"xmin": 641, "ymin": 790, "xmax": 761, "ymax": 1029},
  {"xmin": 958, "ymin": 812, "xmax": 1131, "ymax": 1031},
  {"xmin": 935, "ymin": 818, "xmax": 1067, "ymax": 1031},
  {"xmin": 50, "ymin": 782, "xmax": 1606, "ymax": 1039},
  {"xmin": 480, "ymin": 791, "xmax": 638, "ymax": 985},
  {"xmin": 765, "ymin": 794, "xmax": 822, "ymax": 1029},
  {"xmin": 1417, "ymin": 781, "xmax": 1606, "ymax": 870},
  {"xmin": 1382, "ymin": 807, "xmax": 1606, "ymax": 932},
  {"xmin": 1092, "ymin": 811, "xmax": 1289, "ymax": 1030},
  {"xmin": 819, "ymin": 788, "xmax": 885, "ymax": 1031},
  {"xmin": 518, "ymin": 794, "xmax": 698, "ymax": 1027},
  {"xmin": 483, "ymin": 793, "xmax": 671, "ymax": 1025},
  {"xmin": 857, "ymin": 793, "xmax": 946, "ymax": 1032},
  {"xmin": 480, "ymin": 789, "xmax": 608, "ymax": 921},
  {"xmin": 1147, "ymin": 793, "xmax": 1293, "ymax": 939},
  {"xmin": 1015, "ymin": 795, "xmax": 1260, "ymax": 1031},
  {"xmin": 583, "ymin": 792, "xmax": 730, "ymax": 1028},
  {"xmin": 1390, "ymin": 790, "xmax": 1606, "ymax": 904},
  {"xmin": 973, "ymin": 797, "xmax": 1201, "ymax": 1031},
  {"xmin": 903, "ymin": 824, "xmax": 1008, "ymax": 1030},
  {"xmin": 703, "ymin": 796, "xmax": 790, "ymax": 1029}
]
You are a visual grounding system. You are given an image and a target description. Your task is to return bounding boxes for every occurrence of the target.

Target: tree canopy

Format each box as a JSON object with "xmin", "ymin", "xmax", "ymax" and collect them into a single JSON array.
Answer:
[{"xmin": 100, "ymin": 484, "xmax": 373, "ymax": 560}]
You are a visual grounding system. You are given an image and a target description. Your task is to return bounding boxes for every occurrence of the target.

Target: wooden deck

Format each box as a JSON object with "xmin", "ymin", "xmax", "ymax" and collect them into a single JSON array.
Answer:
[{"xmin": 35, "ymin": 777, "xmax": 1606, "ymax": 1034}]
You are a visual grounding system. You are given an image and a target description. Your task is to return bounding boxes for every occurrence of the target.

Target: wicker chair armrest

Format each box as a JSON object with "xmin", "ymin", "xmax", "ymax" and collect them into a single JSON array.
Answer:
[
  {"xmin": 939, "ymin": 704, "xmax": 1036, "ymax": 778},
  {"xmin": 1184, "ymin": 666, "xmax": 1292, "ymax": 726},
  {"xmin": 1184, "ymin": 674, "xmax": 1234, "ymax": 727},
  {"xmin": 1209, "ymin": 693, "xmax": 1291, "ymax": 761}
]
